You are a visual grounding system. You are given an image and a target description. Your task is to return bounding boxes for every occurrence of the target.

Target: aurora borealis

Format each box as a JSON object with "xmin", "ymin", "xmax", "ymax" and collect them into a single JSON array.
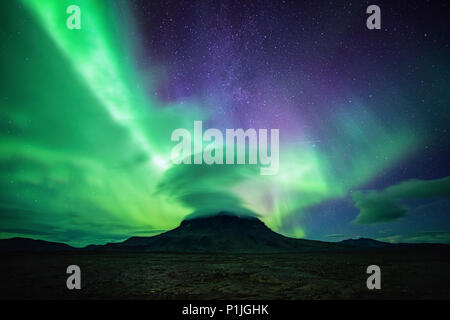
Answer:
[{"xmin": 1, "ymin": 0, "xmax": 449, "ymax": 247}]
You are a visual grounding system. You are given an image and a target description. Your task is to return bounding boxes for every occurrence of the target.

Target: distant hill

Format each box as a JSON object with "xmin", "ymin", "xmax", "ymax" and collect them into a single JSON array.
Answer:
[
  {"xmin": 339, "ymin": 237, "xmax": 393, "ymax": 248},
  {"xmin": 0, "ymin": 237, "xmax": 74, "ymax": 252},
  {"xmin": 90, "ymin": 212, "xmax": 345, "ymax": 253},
  {"xmin": 339, "ymin": 237, "xmax": 450, "ymax": 249}
]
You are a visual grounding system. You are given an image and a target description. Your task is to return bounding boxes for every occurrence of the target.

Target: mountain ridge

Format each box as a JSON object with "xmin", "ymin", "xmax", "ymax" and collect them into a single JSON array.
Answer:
[
  {"xmin": 0, "ymin": 237, "xmax": 75, "ymax": 252},
  {"xmin": 1, "ymin": 214, "xmax": 449, "ymax": 252},
  {"xmin": 93, "ymin": 213, "xmax": 339, "ymax": 253}
]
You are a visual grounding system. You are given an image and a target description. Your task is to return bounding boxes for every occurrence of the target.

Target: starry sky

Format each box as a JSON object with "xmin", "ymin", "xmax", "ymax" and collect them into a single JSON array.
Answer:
[{"xmin": 0, "ymin": 0, "xmax": 449, "ymax": 246}]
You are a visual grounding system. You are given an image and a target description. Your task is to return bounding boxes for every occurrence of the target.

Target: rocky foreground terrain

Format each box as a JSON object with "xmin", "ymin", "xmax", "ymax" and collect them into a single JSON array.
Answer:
[
  {"xmin": 1, "ymin": 214, "xmax": 449, "ymax": 299},
  {"xmin": 1, "ymin": 248, "xmax": 450, "ymax": 299}
]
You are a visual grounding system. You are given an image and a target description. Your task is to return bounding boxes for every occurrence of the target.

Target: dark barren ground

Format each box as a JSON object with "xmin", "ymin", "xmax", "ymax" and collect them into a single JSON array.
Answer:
[{"xmin": 1, "ymin": 248, "xmax": 450, "ymax": 300}]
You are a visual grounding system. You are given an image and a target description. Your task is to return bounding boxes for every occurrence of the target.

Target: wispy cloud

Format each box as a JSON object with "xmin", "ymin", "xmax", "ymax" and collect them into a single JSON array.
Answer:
[
  {"xmin": 378, "ymin": 231, "xmax": 450, "ymax": 244},
  {"xmin": 352, "ymin": 177, "xmax": 450, "ymax": 224}
]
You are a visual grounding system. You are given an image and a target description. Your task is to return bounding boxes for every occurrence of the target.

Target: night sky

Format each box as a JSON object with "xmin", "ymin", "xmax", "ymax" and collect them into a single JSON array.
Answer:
[{"xmin": 1, "ymin": 0, "xmax": 449, "ymax": 246}]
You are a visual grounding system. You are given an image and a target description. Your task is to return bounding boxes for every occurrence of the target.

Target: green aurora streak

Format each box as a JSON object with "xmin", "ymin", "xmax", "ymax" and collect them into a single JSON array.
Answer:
[{"xmin": 0, "ymin": 0, "xmax": 428, "ymax": 246}]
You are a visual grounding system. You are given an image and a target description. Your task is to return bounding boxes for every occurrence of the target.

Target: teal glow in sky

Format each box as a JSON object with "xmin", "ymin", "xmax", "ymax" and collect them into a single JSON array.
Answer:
[{"xmin": 0, "ymin": 0, "xmax": 449, "ymax": 246}]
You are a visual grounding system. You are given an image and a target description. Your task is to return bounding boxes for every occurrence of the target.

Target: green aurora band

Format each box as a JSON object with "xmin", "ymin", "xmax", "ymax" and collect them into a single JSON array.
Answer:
[{"xmin": 0, "ymin": 0, "xmax": 434, "ymax": 246}]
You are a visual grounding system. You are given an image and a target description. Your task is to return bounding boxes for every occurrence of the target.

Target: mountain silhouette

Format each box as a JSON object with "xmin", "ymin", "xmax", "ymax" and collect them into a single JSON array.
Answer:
[
  {"xmin": 93, "ymin": 212, "xmax": 343, "ymax": 253},
  {"xmin": 3, "ymin": 213, "xmax": 448, "ymax": 253},
  {"xmin": 0, "ymin": 237, "xmax": 74, "ymax": 252},
  {"xmin": 339, "ymin": 237, "xmax": 392, "ymax": 248}
]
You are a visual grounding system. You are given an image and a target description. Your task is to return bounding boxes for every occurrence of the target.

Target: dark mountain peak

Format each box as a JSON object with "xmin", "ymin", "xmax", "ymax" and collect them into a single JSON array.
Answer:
[
  {"xmin": 340, "ymin": 237, "xmax": 391, "ymax": 248},
  {"xmin": 179, "ymin": 212, "xmax": 264, "ymax": 230},
  {"xmin": 108, "ymin": 212, "xmax": 336, "ymax": 253}
]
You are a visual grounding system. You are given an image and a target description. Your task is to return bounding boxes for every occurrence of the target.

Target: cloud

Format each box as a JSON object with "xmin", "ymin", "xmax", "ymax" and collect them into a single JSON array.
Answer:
[
  {"xmin": 156, "ymin": 160, "xmax": 260, "ymax": 217},
  {"xmin": 352, "ymin": 197, "xmax": 408, "ymax": 224},
  {"xmin": 378, "ymin": 231, "xmax": 450, "ymax": 244},
  {"xmin": 352, "ymin": 176, "xmax": 450, "ymax": 224},
  {"xmin": 326, "ymin": 234, "xmax": 349, "ymax": 239}
]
